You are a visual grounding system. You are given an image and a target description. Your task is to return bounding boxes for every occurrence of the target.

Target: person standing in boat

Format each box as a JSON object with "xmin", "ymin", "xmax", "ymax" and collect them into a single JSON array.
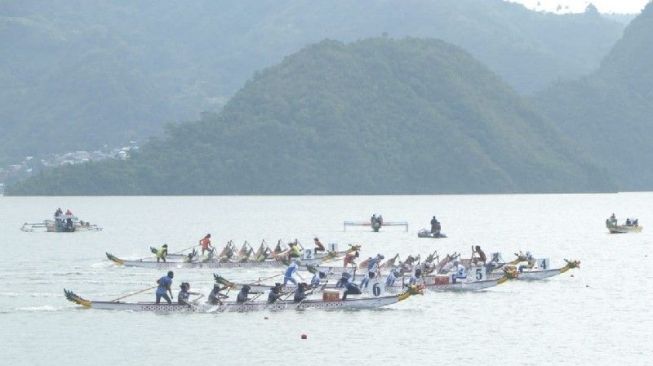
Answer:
[
  {"xmin": 313, "ymin": 237, "xmax": 326, "ymax": 253},
  {"xmin": 283, "ymin": 260, "xmax": 300, "ymax": 286},
  {"xmin": 430, "ymin": 216, "xmax": 441, "ymax": 234},
  {"xmin": 236, "ymin": 285, "xmax": 251, "ymax": 303},
  {"xmin": 155, "ymin": 271, "xmax": 174, "ymax": 304},
  {"xmin": 199, "ymin": 234, "xmax": 213, "ymax": 256},
  {"xmin": 177, "ymin": 282, "xmax": 200, "ymax": 305},
  {"xmin": 267, "ymin": 283, "xmax": 283, "ymax": 304}
]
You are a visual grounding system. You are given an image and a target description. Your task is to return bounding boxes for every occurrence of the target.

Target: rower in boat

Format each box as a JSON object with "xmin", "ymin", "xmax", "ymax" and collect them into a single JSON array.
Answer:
[
  {"xmin": 288, "ymin": 241, "xmax": 302, "ymax": 258},
  {"xmin": 283, "ymin": 260, "xmax": 300, "ymax": 286},
  {"xmin": 385, "ymin": 268, "xmax": 401, "ymax": 287},
  {"xmin": 199, "ymin": 234, "xmax": 213, "ymax": 256},
  {"xmin": 177, "ymin": 282, "xmax": 200, "ymax": 305},
  {"xmin": 408, "ymin": 268, "xmax": 423, "ymax": 286},
  {"xmin": 208, "ymin": 283, "xmax": 229, "ymax": 305},
  {"xmin": 360, "ymin": 254, "xmax": 384, "ymax": 289},
  {"xmin": 451, "ymin": 261, "xmax": 466, "ymax": 283},
  {"xmin": 294, "ymin": 283, "xmax": 312, "ymax": 303},
  {"xmin": 156, "ymin": 271, "xmax": 174, "ymax": 304},
  {"xmin": 519, "ymin": 252, "xmax": 536, "ymax": 273},
  {"xmin": 314, "ymin": 237, "xmax": 326, "ymax": 253},
  {"xmin": 268, "ymin": 283, "xmax": 283, "ymax": 304},
  {"xmin": 341, "ymin": 279, "xmax": 362, "ymax": 300},
  {"xmin": 311, "ymin": 271, "xmax": 327, "ymax": 288},
  {"xmin": 336, "ymin": 272, "xmax": 351, "ymax": 288},
  {"xmin": 343, "ymin": 250, "xmax": 359, "ymax": 268},
  {"xmin": 156, "ymin": 244, "xmax": 168, "ymax": 263},
  {"xmin": 236, "ymin": 285, "xmax": 251, "ymax": 303},
  {"xmin": 472, "ymin": 245, "xmax": 487, "ymax": 265}
]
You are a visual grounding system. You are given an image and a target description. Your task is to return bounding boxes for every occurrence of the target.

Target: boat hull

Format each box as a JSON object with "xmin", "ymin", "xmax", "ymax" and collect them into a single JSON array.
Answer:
[
  {"xmin": 107, "ymin": 253, "xmax": 323, "ymax": 269},
  {"xmin": 78, "ymin": 296, "xmax": 405, "ymax": 312},
  {"xmin": 489, "ymin": 268, "xmax": 561, "ymax": 281}
]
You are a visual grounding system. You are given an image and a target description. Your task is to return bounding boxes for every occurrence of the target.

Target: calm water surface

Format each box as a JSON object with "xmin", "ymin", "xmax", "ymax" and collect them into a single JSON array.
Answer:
[{"xmin": 0, "ymin": 194, "xmax": 651, "ymax": 365}]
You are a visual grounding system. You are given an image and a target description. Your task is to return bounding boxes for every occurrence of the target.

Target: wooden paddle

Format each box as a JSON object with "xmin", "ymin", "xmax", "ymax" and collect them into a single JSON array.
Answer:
[
  {"xmin": 248, "ymin": 273, "xmax": 282, "ymax": 285},
  {"xmin": 111, "ymin": 285, "xmax": 157, "ymax": 302},
  {"xmin": 172, "ymin": 244, "xmax": 201, "ymax": 255}
]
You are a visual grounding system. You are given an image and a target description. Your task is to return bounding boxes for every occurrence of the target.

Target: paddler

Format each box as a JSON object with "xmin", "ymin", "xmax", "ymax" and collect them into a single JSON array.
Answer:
[
  {"xmin": 283, "ymin": 260, "xmax": 300, "ymax": 286},
  {"xmin": 288, "ymin": 241, "xmax": 301, "ymax": 258},
  {"xmin": 343, "ymin": 250, "xmax": 359, "ymax": 268},
  {"xmin": 360, "ymin": 253, "xmax": 384, "ymax": 289},
  {"xmin": 199, "ymin": 234, "xmax": 213, "ymax": 256},
  {"xmin": 341, "ymin": 278, "xmax": 362, "ymax": 300},
  {"xmin": 408, "ymin": 268, "xmax": 422, "ymax": 286},
  {"xmin": 385, "ymin": 269, "xmax": 401, "ymax": 287},
  {"xmin": 236, "ymin": 285, "xmax": 251, "ymax": 303},
  {"xmin": 336, "ymin": 272, "xmax": 352, "ymax": 288},
  {"xmin": 450, "ymin": 261, "xmax": 466, "ymax": 283},
  {"xmin": 267, "ymin": 283, "xmax": 283, "ymax": 304},
  {"xmin": 155, "ymin": 271, "xmax": 174, "ymax": 304},
  {"xmin": 311, "ymin": 271, "xmax": 327, "ymax": 288},
  {"xmin": 177, "ymin": 282, "xmax": 200, "ymax": 305},
  {"xmin": 293, "ymin": 282, "xmax": 311, "ymax": 303},
  {"xmin": 156, "ymin": 244, "xmax": 168, "ymax": 263},
  {"xmin": 472, "ymin": 245, "xmax": 487, "ymax": 264},
  {"xmin": 208, "ymin": 283, "xmax": 229, "ymax": 305},
  {"xmin": 313, "ymin": 237, "xmax": 326, "ymax": 253}
]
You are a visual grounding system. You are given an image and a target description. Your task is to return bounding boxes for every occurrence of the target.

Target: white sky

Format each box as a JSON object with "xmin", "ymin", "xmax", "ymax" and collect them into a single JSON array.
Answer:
[{"xmin": 506, "ymin": 0, "xmax": 650, "ymax": 13}]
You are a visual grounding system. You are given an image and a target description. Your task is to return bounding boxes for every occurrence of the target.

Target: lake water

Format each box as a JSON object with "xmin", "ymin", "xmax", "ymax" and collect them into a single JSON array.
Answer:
[{"xmin": 0, "ymin": 194, "xmax": 651, "ymax": 365}]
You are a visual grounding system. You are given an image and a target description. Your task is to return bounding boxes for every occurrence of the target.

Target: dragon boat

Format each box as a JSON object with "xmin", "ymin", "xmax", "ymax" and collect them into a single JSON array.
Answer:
[
  {"xmin": 63, "ymin": 286, "xmax": 422, "ymax": 312},
  {"xmin": 109, "ymin": 241, "xmax": 359, "ymax": 269},
  {"xmin": 486, "ymin": 254, "xmax": 580, "ymax": 281}
]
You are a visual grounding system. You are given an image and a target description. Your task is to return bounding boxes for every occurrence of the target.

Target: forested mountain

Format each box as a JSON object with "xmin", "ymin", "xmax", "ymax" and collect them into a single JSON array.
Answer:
[
  {"xmin": 535, "ymin": 3, "xmax": 653, "ymax": 190},
  {"xmin": 7, "ymin": 38, "xmax": 615, "ymax": 195},
  {"xmin": 0, "ymin": 0, "xmax": 626, "ymax": 165}
]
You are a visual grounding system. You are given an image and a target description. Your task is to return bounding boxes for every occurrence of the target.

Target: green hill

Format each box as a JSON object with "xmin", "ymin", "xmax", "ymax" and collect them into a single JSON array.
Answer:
[
  {"xmin": 535, "ymin": 3, "xmax": 653, "ymax": 190},
  {"xmin": 0, "ymin": 0, "xmax": 626, "ymax": 165},
  {"xmin": 7, "ymin": 38, "xmax": 614, "ymax": 195}
]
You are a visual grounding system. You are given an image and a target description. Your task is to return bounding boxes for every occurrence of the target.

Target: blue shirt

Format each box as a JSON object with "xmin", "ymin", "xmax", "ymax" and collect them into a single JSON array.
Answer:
[
  {"xmin": 310, "ymin": 274, "xmax": 320, "ymax": 287},
  {"xmin": 156, "ymin": 276, "xmax": 172, "ymax": 295},
  {"xmin": 367, "ymin": 258, "xmax": 380, "ymax": 272}
]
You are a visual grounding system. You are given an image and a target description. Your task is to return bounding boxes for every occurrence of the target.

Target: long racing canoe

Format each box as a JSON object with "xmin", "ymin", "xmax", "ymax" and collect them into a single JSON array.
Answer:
[{"xmin": 63, "ymin": 287, "xmax": 422, "ymax": 312}]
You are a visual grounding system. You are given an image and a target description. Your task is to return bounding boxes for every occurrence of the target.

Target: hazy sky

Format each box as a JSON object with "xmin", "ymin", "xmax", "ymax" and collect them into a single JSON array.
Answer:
[{"xmin": 507, "ymin": 0, "xmax": 650, "ymax": 13}]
